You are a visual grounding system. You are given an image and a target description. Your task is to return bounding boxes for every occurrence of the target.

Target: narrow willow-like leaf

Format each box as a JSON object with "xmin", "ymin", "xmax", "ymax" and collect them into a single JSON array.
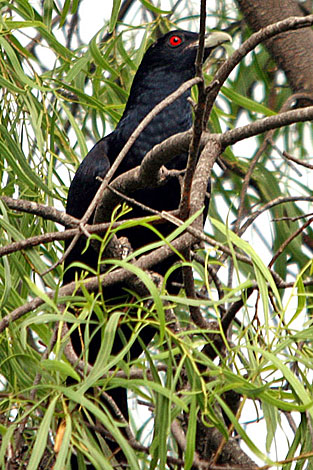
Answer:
[
  {"xmin": 109, "ymin": 0, "xmax": 121, "ymax": 33},
  {"xmin": 104, "ymin": 259, "xmax": 166, "ymax": 342},
  {"xmin": 184, "ymin": 384, "xmax": 198, "ymax": 470},
  {"xmin": 251, "ymin": 346, "xmax": 313, "ymax": 418},
  {"xmin": 0, "ymin": 36, "xmax": 47, "ymax": 90},
  {"xmin": 53, "ymin": 414, "xmax": 72, "ymax": 470},
  {"xmin": 61, "ymin": 387, "xmax": 140, "ymax": 470},
  {"xmin": 82, "ymin": 311, "xmax": 122, "ymax": 389},
  {"xmin": 215, "ymin": 394, "xmax": 274, "ymax": 465},
  {"xmin": 60, "ymin": 102, "xmax": 88, "ymax": 157},
  {"xmin": 0, "ymin": 424, "xmax": 16, "ymax": 466},
  {"xmin": 41, "ymin": 359, "xmax": 81, "ymax": 382},
  {"xmin": 221, "ymin": 86, "xmax": 276, "ymax": 116},
  {"xmin": 89, "ymin": 34, "xmax": 119, "ymax": 78},
  {"xmin": 211, "ymin": 217, "xmax": 282, "ymax": 309},
  {"xmin": 59, "ymin": 0, "xmax": 72, "ymax": 27},
  {"xmin": 27, "ymin": 395, "xmax": 59, "ymax": 470},
  {"xmin": 138, "ymin": 0, "xmax": 171, "ymax": 14}
]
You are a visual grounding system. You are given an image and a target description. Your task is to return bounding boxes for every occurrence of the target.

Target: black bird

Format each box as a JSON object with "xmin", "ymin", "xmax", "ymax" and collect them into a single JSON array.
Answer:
[{"xmin": 64, "ymin": 28, "xmax": 230, "ymax": 461}]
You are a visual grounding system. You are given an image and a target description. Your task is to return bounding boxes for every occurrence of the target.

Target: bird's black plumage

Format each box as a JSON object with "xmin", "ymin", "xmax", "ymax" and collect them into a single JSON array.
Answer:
[{"xmin": 64, "ymin": 28, "xmax": 230, "ymax": 462}]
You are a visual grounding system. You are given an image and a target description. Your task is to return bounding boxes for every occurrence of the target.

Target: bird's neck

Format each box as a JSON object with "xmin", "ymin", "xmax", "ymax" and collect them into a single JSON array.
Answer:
[
  {"xmin": 111, "ymin": 69, "xmax": 193, "ymax": 169},
  {"xmin": 123, "ymin": 66, "xmax": 192, "ymax": 117}
]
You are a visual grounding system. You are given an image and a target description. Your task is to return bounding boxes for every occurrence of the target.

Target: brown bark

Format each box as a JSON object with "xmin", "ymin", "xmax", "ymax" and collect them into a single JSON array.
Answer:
[{"xmin": 237, "ymin": 0, "xmax": 313, "ymax": 93}]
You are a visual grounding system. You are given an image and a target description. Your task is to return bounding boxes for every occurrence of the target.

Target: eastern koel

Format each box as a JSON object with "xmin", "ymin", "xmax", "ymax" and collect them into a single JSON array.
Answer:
[{"xmin": 64, "ymin": 29, "xmax": 231, "ymax": 457}]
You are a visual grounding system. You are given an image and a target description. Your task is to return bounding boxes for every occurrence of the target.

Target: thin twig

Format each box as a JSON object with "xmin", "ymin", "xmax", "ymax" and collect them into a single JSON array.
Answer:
[{"xmin": 269, "ymin": 216, "xmax": 313, "ymax": 268}]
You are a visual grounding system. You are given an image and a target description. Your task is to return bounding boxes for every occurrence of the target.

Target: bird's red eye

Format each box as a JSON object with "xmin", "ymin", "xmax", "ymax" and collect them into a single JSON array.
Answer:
[{"xmin": 169, "ymin": 35, "xmax": 183, "ymax": 47}]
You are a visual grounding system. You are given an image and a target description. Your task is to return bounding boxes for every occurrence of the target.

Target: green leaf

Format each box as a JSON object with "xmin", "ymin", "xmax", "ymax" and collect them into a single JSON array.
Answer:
[
  {"xmin": 138, "ymin": 0, "xmax": 171, "ymax": 14},
  {"xmin": 109, "ymin": 0, "xmax": 121, "ymax": 33},
  {"xmin": 0, "ymin": 74, "xmax": 25, "ymax": 93},
  {"xmin": 104, "ymin": 260, "xmax": 166, "ymax": 342},
  {"xmin": 0, "ymin": 125, "xmax": 56, "ymax": 197},
  {"xmin": 41, "ymin": 359, "xmax": 81, "ymax": 382},
  {"xmin": 211, "ymin": 217, "xmax": 282, "ymax": 310},
  {"xmin": 0, "ymin": 424, "xmax": 16, "ymax": 466},
  {"xmin": 61, "ymin": 387, "xmax": 140, "ymax": 470},
  {"xmin": 81, "ymin": 311, "xmax": 122, "ymax": 390},
  {"xmin": 89, "ymin": 34, "xmax": 119, "ymax": 78},
  {"xmin": 59, "ymin": 0, "xmax": 72, "ymax": 27},
  {"xmin": 111, "ymin": 378, "xmax": 188, "ymax": 412},
  {"xmin": 286, "ymin": 266, "xmax": 308, "ymax": 325},
  {"xmin": 53, "ymin": 415, "xmax": 72, "ymax": 470},
  {"xmin": 0, "ymin": 36, "xmax": 47, "ymax": 90},
  {"xmin": 24, "ymin": 278, "xmax": 58, "ymax": 310},
  {"xmin": 215, "ymin": 394, "xmax": 274, "ymax": 465},
  {"xmin": 0, "ymin": 254, "xmax": 11, "ymax": 311},
  {"xmin": 60, "ymin": 102, "xmax": 88, "ymax": 157},
  {"xmin": 221, "ymin": 86, "xmax": 276, "ymax": 116},
  {"xmin": 263, "ymin": 401, "xmax": 277, "ymax": 453},
  {"xmin": 27, "ymin": 396, "xmax": 59, "ymax": 470},
  {"xmin": 184, "ymin": 384, "xmax": 198, "ymax": 470},
  {"xmin": 252, "ymin": 346, "xmax": 313, "ymax": 418}
]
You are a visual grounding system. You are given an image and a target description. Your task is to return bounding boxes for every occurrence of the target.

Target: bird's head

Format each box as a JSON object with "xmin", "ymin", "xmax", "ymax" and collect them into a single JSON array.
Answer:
[{"xmin": 140, "ymin": 29, "xmax": 231, "ymax": 77}]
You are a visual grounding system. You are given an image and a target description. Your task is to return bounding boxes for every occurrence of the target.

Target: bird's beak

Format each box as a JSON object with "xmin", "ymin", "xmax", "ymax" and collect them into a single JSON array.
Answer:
[
  {"xmin": 204, "ymin": 31, "xmax": 232, "ymax": 49},
  {"xmin": 187, "ymin": 31, "xmax": 231, "ymax": 53}
]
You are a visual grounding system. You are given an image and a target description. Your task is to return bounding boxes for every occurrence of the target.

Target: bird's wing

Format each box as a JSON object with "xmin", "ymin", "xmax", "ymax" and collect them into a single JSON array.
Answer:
[
  {"xmin": 63, "ymin": 136, "xmax": 111, "ymax": 284},
  {"xmin": 66, "ymin": 136, "xmax": 111, "ymax": 221}
]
